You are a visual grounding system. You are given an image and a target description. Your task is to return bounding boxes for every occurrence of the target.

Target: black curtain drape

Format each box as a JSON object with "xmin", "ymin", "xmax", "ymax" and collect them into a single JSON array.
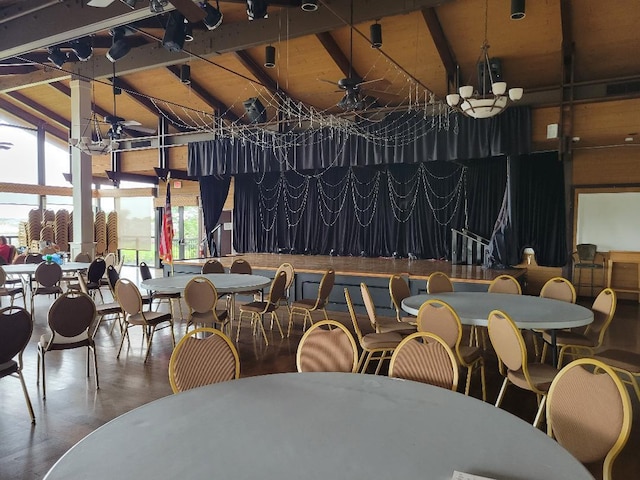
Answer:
[{"xmin": 199, "ymin": 175, "xmax": 231, "ymax": 256}]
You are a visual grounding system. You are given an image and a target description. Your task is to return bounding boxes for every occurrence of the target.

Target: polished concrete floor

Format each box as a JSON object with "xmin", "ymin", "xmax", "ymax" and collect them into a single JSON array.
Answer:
[{"xmin": 1, "ymin": 269, "xmax": 639, "ymax": 479}]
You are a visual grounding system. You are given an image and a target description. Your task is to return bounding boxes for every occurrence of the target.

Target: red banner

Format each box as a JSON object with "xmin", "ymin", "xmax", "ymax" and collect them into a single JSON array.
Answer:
[{"xmin": 159, "ymin": 182, "xmax": 174, "ymax": 265}]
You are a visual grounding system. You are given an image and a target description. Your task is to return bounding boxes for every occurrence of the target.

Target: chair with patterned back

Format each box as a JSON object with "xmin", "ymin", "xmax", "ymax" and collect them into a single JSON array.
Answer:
[
  {"xmin": 488, "ymin": 309, "xmax": 559, "ymax": 427},
  {"xmin": 417, "ymin": 299, "xmax": 486, "ymax": 400},
  {"xmin": 0, "ymin": 306, "xmax": 35, "ymax": 423},
  {"xmin": 296, "ymin": 320, "xmax": 359, "ymax": 373},
  {"xmin": 201, "ymin": 259, "xmax": 225, "ymax": 274},
  {"xmin": 389, "ymin": 332, "xmax": 459, "ymax": 391},
  {"xmin": 184, "ymin": 276, "xmax": 229, "ymax": 335},
  {"xmin": 389, "ymin": 275, "xmax": 414, "ymax": 323},
  {"xmin": 488, "ymin": 274, "xmax": 522, "ymax": 295},
  {"xmin": 237, "ymin": 270, "xmax": 287, "ymax": 345},
  {"xmin": 540, "ymin": 277, "xmax": 576, "ymax": 303},
  {"xmin": 546, "ymin": 358, "xmax": 632, "ymax": 480},
  {"xmin": 360, "ymin": 282, "xmax": 415, "ymax": 335},
  {"xmin": 344, "ymin": 288, "xmax": 402, "ymax": 374},
  {"xmin": 37, "ymin": 292, "xmax": 98, "ymax": 399},
  {"xmin": 31, "ymin": 261, "xmax": 63, "ymax": 313},
  {"xmin": 427, "ymin": 271, "xmax": 454, "ymax": 294},
  {"xmin": 168, "ymin": 327, "xmax": 240, "ymax": 393},
  {"xmin": 289, "ymin": 268, "xmax": 336, "ymax": 336}
]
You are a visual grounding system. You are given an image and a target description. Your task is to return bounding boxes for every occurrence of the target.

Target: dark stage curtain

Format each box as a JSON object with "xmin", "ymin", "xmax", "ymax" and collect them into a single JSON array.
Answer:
[{"xmin": 199, "ymin": 175, "xmax": 231, "ymax": 257}]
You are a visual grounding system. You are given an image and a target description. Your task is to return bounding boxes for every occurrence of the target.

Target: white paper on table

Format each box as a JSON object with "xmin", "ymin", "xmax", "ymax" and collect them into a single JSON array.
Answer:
[{"xmin": 452, "ymin": 471, "xmax": 497, "ymax": 480}]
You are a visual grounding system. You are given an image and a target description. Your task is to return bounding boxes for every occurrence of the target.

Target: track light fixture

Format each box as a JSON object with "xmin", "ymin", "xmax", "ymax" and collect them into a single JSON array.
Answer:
[
  {"xmin": 510, "ymin": 0, "xmax": 525, "ymax": 20},
  {"xmin": 370, "ymin": 22, "xmax": 382, "ymax": 48},
  {"xmin": 69, "ymin": 39, "xmax": 93, "ymax": 61},
  {"xmin": 106, "ymin": 27, "xmax": 131, "ymax": 63},
  {"xmin": 202, "ymin": 0, "xmax": 223, "ymax": 30},
  {"xmin": 184, "ymin": 21, "xmax": 193, "ymax": 41},
  {"xmin": 149, "ymin": 0, "xmax": 168, "ymax": 14},
  {"xmin": 180, "ymin": 64, "xmax": 191, "ymax": 84},
  {"xmin": 47, "ymin": 47, "xmax": 68, "ymax": 69},
  {"xmin": 163, "ymin": 11, "xmax": 187, "ymax": 52},
  {"xmin": 119, "ymin": 0, "xmax": 137, "ymax": 7},
  {"xmin": 264, "ymin": 45, "xmax": 275, "ymax": 68},
  {"xmin": 301, "ymin": 0, "xmax": 318, "ymax": 11},
  {"xmin": 246, "ymin": 0, "xmax": 268, "ymax": 21}
]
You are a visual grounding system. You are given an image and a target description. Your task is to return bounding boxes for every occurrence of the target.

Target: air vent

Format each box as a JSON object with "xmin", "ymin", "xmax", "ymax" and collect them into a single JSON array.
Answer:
[
  {"xmin": 130, "ymin": 140, "xmax": 152, "ymax": 148},
  {"xmin": 606, "ymin": 80, "xmax": 640, "ymax": 96}
]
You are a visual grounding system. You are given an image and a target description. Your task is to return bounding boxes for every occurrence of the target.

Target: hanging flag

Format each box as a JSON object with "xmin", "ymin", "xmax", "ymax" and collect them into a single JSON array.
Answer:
[{"xmin": 159, "ymin": 180, "xmax": 174, "ymax": 265}]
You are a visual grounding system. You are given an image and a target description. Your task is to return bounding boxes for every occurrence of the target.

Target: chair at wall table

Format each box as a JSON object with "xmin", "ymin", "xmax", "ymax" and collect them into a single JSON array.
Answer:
[
  {"xmin": 288, "ymin": 268, "xmax": 335, "ymax": 336},
  {"xmin": 546, "ymin": 358, "xmax": 632, "ymax": 480},
  {"xmin": 168, "ymin": 327, "xmax": 240, "ymax": 393},
  {"xmin": 296, "ymin": 320, "xmax": 359, "ymax": 373},
  {"xmin": 572, "ymin": 244, "xmax": 605, "ymax": 297}
]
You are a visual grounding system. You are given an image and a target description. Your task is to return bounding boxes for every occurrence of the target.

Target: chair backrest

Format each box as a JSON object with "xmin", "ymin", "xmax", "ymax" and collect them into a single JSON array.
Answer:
[
  {"xmin": 74, "ymin": 252, "xmax": 92, "ymax": 263},
  {"xmin": 416, "ymin": 299, "xmax": 461, "ymax": 350},
  {"xmin": 115, "ymin": 278, "xmax": 143, "ymax": 316},
  {"xmin": 48, "ymin": 292, "xmax": 97, "ymax": 340},
  {"xmin": 25, "ymin": 253, "xmax": 43, "ymax": 264},
  {"xmin": 540, "ymin": 277, "xmax": 576, "ymax": 303},
  {"xmin": 389, "ymin": 275, "xmax": 411, "ymax": 321},
  {"xmin": 86, "ymin": 258, "xmax": 106, "ymax": 283},
  {"xmin": 184, "ymin": 276, "xmax": 219, "ymax": 314},
  {"xmin": 77, "ymin": 272, "xmax": 89, "ymax": 295},
  {"xmin": 34, "ymin": 262, "xmax": 62, "ymax": 287},
  {"xmin": 12, "ymin": 253, "xmax": 27, "ymax": 264},
  {"xmin": 344, "ymin": 288, "xmax": 374, "ymax": 342},
  {"xmin": 103, "ymin": 252, "xmax": 116, "ymax": 269},
  {"xmin": 316, "ymin": 268, "xmax": 335, "ymax": 307},
  {"xmin": 296, "ymin": 320, "xmax": 358, "ymax": 373},
  {"xmin": 107, "ymin": 265, "xmax": 120, "ymax": 294},
  {"xmin": 267, "ymin": 270, "xmax": 288, "ymax": 304},
  {"xmin": 139, "ymin": 261, "xmax": 152, "ymax": 281},
  {"xmin": 488, "ymin": 275, "xmax": 522, "ymax": 295},
  {"xmin": 586, "ymin": 288, "xmax": 617, "ymax": 346},
  {"xmin": 389, "ymin": 332, "xmax": 459, "ymax": 391},
  {"xmin": 576, "ymin": 243, "xmax": 597, "ymax": 263},
  {"xmin": 0, "ymin": 307, "xmax": 32, "ymax": 365},
  {"xmin": 201, "ymin": 259, "xmax": 225, "ymax": 274},
  {"xmin": 230, "ymin": 259, "xmax": 252, "ymax": 274},
  {"xmin": 546, "ymin": 358, "xmax": 632, "ymax": 479},
  {"xmin": 487, "ymin": 309, "xmax": 527, "ymax": 374},
  {"xmin": 0, "ymin": 266, "xmax": 7, "ymax": 287},
  {"xmin": 275, "ymin": 262, "xmax": 295, "ymax": 291},
  {"xmin": 427, "ymin": 271, "xmax": 454, "ymax": 294},
  {"xmin": 8, "ymin": 244, "xmax": 16, "ymax": 264},
  {"xmin": 115, "ymin": 254, "xmax": 125, "ymax": 274},
  {"xmin": 360, "ymin": 282, "xmax": 378, "ymax": 331},
  {"xmin": 168, "ymin": 327, "xmax": 240, "ymax": 393}
]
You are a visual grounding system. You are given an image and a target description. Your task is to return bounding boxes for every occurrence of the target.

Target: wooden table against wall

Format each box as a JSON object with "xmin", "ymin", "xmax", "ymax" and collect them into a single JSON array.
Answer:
[{"xmin": 607, "ymin": 251, "xmax": 640, "ymax": 303}]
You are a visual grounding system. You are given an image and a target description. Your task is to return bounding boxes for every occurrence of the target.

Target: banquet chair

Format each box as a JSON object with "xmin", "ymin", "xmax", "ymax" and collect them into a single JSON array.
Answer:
[
  {"xmin": 427, "ymin": 271, "xmax": 454, "ymax": 294},
  {"xmin": 289, "ymin": 268, "xmax": 335, "ymax": 336},
  {"xmin": 201, "ymin": 259, "xmax": 225, "ymax": 274},
  {"xmin": 546, "ymin": 358, "xmax": 632, "ymax": 480},
  {"xmin": 107, "ymin": 266, "xmax": 151, "ymax": 310},
  {"xmin": 572, "ymin": 244, "xmax": 605, "ymax": 297},
  {"xmin": 540, "ymin": 277, "xmax": 576, "ymax": 303},
  {"xmin": 389, "ymin": 275, "xmax": 414, "ymax": 323},
  {"xmin": 230, "ymin": 258, "xmax": 252, "ymax": 274},
  {"xmin": 488, "ymin": 274, "xmax": 522, "ymax": 295},
  {"xmin": 593, "ymin": 348, "xmax": 640, "ymax": 401},
  {"xmin": 168, "ymin": 327, "xmax": 239, "ymax": 393},
  {"xmin": 37, "ymin": 292, "xmax": 98, "ymax": 399},
  {"xmin": 488, "ymin": 309, "xmax": 559, "ymax": 428},
  {"xmin": 30, "ymin": 261, "xmax": 63, "ymax": 313},
  {"xmin": 77, "ymin": 273, "xmax": 122, "ymax": 336},
  {"xmin": 389, "ymin": 332, "xmax": 459, "ymax": 391},
  {"xmin": 84, "ymin": 257, "xmax": 107, "ymax": 303},
  {"xmin": 139, "ymin": 261, "xmax": 183, "ymax": 321},
  {"xmin": 183, "ymin": 276, "xmax": 229, "ymax": 335},
  {"xmin": 542, "ymin": 287, "xmax": 617, "ymax": 367},
  {"xmin": 296, "ymin": 320, "xmax": 359, "ymax": 373},
  {"xmin": 0, "ymin": 306, "xmax": 36, "ymax": 423},
  {"xmin": 74, "ymin": 252, "xmax": 92, "ymax": 263},
  {"xmin": 237, "ymin": 269, "xmax": 287, "ymax": 345},
  {"xmin": 24, "ymin": 253, "xmax": 43, "ymax": 264},
  {"xmin": 417, "ymin": 299, "xmax": 486, "ymax": 400},
  {"xmin": 0, "ymin": 265, "xmax": 25, "ymax": 308},
  {"xmin": 115, "ymin": 278, "xmax": 175, "ymax": 362},
  {"xmin": 345, "ymin": 288, "xmax": 402, "ymax": 374},
  {"xmin": 361, "ymin": 282, "xmax": 415, "ymax": 335}
]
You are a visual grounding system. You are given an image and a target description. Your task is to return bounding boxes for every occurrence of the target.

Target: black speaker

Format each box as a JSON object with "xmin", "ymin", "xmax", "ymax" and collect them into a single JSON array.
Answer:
[
  {"xmin": 162, "ymin": 12, "xmax": 186, "ymax": 53},
  {"xmin": 243, "ymin": 97, "xmax": 267, "ymax": 123}
]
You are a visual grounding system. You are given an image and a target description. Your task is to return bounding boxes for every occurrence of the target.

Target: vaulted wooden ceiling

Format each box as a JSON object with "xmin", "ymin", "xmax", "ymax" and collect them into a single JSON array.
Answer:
[{"xmin": 0, "ymin": 0, "xmax": 638, "ymax": 152}]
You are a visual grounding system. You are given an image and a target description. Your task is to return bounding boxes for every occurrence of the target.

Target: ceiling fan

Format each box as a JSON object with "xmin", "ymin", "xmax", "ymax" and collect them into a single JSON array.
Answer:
[
  {"xmin": 105, "ymin": 66, "xmax": 156, "ymax": 140},
  {"xmin": 87, "ymin": 0, "xmax": 207, "ymax": 23}
]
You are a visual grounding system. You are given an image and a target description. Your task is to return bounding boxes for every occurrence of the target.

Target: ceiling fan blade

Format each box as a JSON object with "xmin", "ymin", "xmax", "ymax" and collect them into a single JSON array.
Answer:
[
  {"xmin": 317, "ymin": 78, "xmax": 338, "ymax": 86},
  {"xmin": 87, "ymin": 0, "xmax": 116, "ymax": 6},
  {"xmin": 120, "ymin": 119, "xmax": 142, "ymax": 127},
  {"xmin": 170, "ymin": 0, "xmax": 207, "ymax": 23},
  {"xmin": 357, "ymin": 78, "xmax": 389, "ymax": 87},
  {"xmin": 124, "ymin": 124, "xmax": 156, "ymax": 135}
]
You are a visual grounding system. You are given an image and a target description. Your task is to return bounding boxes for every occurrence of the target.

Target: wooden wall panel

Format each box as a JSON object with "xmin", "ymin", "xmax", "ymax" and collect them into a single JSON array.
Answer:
[
  {"xmin": 531, "ymin": 106, "xmax": 560, "ymax": 151},
  {"xmin": 572, "ymin": 148, "xmax": 640, "ymax": 185},
  {"xmin": 154, "ymin": 179, "xmax": 199, "ymax": 208},
  {"xmin": 120, "ymin": 148, "xmax": 157, "ymax": 174},
  {"xmin": 168, "ymin": 145, "xmax": 188, "ymax": 170},
  {"xmin": 92, "ymin": 155, "xmax": 111, "ymax": 177}
]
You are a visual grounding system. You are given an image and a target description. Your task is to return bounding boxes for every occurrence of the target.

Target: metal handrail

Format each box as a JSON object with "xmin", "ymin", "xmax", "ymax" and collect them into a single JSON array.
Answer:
[{"xmin": 451, "ymin": 228, "xmax": 489, "ymax": 265}]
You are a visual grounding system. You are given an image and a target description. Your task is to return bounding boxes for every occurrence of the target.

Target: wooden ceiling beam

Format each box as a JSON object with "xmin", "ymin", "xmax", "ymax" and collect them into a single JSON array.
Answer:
[
  {"xmin": 234, "ymin": 50, "xmax": 282, "ymax": 94},
  {"xmin": 4, "ymin": 90, "xmax": 70, "ymax": 130},
  {"xmin": 49, "ymin": 82, "xmax": 113, "ymax": 121},
  {"xmin": 0, "ymin": 65, "xmax": 39, "ymax": 75},
  {"xmin": 165, "ymin": 65, "xmax": 241, "ymax": 123},
  {"xmin": 315, "ymin": 31, "xmax": 362, "ymax": 79},
  {"xmin": 421, "ymin": 7, "xmax": 457, "ymax": 91},
  {"xmin": 0, "ymin": 97, "xmax": 68, "ymax": 142}
]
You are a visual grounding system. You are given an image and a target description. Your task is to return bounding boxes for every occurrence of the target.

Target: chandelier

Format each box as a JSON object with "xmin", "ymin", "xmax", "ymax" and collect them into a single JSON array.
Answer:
[
  {"xmin": 446, "ymin": 0, "xmax": 523, "ymax": 119},
  {"xmin": 70, "ymin": 111, "xmax": 118, "ymax": 155}
]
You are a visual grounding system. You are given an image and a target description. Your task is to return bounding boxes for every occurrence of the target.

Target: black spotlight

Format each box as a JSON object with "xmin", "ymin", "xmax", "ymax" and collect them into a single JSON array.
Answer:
[
  {"xmin": 47, "ymin": 47, "xmax": 68, "ymax": 68},
  {"xmin": 264, "ymin": 45, "xmax": 275, "ymax": 68},
  {"xmin": 301, "ymin": 0, "xmax": 317, "ymax": 11},
  {"xmin": 202, "ymin": 0, "xmax": 223, "ymax": 30},
  {"xmin": 69, "ymin": 39, "xmax": 93, "ymax": 61},
  {"xmin": 149, "ymin": 0, "xmax": 168, "ymax": 13},
  {"xmin": 106, "ymin": 27, "xmax": 131, "ymax": 63},
  {"xmin": 120, "ymin": 0, "xmax": 137, "ymax": 7},
  {"xmin": 370, "ymin": 22, "xmax": 382, "ymax": 48},
  {"xmin": 246, "ymin": 0, "xmax": 268, "ymax": 20},
  {"xmin": 163, "ymin": 11, "xmax": 186, "ymax": 52},
  {"xmin": 243, "ymin": 97, "xmax": 267, "ymax": 123},
  {"xmin": 180, "ymin": 64, "xmax": 191, "ymax": 84},
  {"xmin": 510, "ymin": 0, "xmax": 525, "ymax": 20},
  {"xmin": 184, "ymin": 21, "xmax": 193, "ymax": 42}
]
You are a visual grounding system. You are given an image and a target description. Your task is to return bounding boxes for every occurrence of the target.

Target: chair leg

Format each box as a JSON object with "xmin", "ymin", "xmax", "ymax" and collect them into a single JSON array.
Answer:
[
  {"xmin": 479, "ymin": 361, "xmax": 486, "ymax": 402},
  {"xmin": 39, "ymin": 349, "xmax": 47, "ymax": 400},
  {"xmin": 356, "ymin": 350, "xmax": 366, "ymax": 372},
  {"xmin": 533, "ymin": 395, "xmax": 547, "ymax": 428},
  {"xmin": 271, "ymin": 311, "xmax": 284, "ymax": 339},
  {"xmin": 144, "ymin": 325, "xmax": 157, "ymax": 362},
  {"xmin": 17, "ymin": 370, "xmax": 36, "ymax": 423},
  {"xmin": 464, "ymin": 365, "xmax": 473, "ymax": 396},
  {"xmin": 92, "ymin": 345, "xmax": 99, "ymax": 390},
  {"xmin": 116, "ymin": 323, "xmax": 130, "ymax": 359},
  {"xmin": 374, "ymin": 351, "xmax": 387, "ymax": 375},
  {"xmin": 361, "ymin": 351, "xmax": 374, "ymax": 373},
  {"xmin": 495, "ymin": 377, "xmax": 509, "ymax": 408},
  {"xmin": 257, "ymin": 313, "xmax": 269, "ymax": 345}
]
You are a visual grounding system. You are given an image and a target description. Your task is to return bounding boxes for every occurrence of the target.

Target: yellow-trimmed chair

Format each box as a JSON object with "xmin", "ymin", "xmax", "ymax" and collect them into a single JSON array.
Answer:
[
  {"xmin": 0, "ymin": 306, "xmax": 36, "ymax": 423},
  {"xmin": 184, "ymin": 276, "xmax": 229, "ymax": 335},
  {"xmin": 168, "ymin": 327, "xmax": 239, "ymax": 393},
  {"xmin": 201, "ymin": 258, "xmax": 225, "ymax": 274},
  {"xmin": 488, "ymin": 274, "xmax": 522, "ymax": 295},
  {"xmin": 593, "ymin": 348, "xmax": 640, "ymax": 401},
  {"xmin": 417, "ymin": 299, "xmax": 486, "ymax": 400},
  {"xmin": 344, "ymin": 288, "xmax": 402, "ymax": 374},
  {"xmin": 289, "ymin": 268, "xmax": 335, "ymax": 336},
  {"xmin": 237, "ymin": 270, "xmax": 287, "ymax": 345},
  {"xmin": 361, "ymin": 282, "xmax": 415, "ymax": 335},
  {"xmin": 546, "ymin": 358, "xmax": 632, "ymax": 480},
  {"xmin": 77, "ymin": 272, "xmax": 122, "ymax": 336},
  {"xmin": 389, "ymin": 274, "xmax": 413, "ymax": 323},
  {"xmin": 542, "ymin": 287, "xmax": 617, "ymax": 367},
  {"xmin": 426, "ymin": 271, "xmax": 454, "ymax": 294},
  {"xmin": 296, "ymin": 319, "xmax": 358, "ymax": 373},
  {"xmin": 389, "ymin": 332, "xmax": 459, "ymax": 391},
  {"xmin": 488, "ymin": 309, "xmax": 559, "ymax": 428},
  {"xmin": 540, "ymin": 276, "xmax": 576, "ymax": 303}
]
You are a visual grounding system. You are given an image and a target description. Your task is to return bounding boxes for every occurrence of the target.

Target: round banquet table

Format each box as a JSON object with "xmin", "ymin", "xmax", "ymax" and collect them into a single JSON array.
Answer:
[
  {"xmin": 1, "ymin": 261, "xmax": 90, "ymax": 275},
  {"xmin": 43, "ymin": 373, "xmax": 592, "ymax": 480},
  {"xmin": 140, "ymin": 273, "xmax": 271, "ymax": 295}
]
